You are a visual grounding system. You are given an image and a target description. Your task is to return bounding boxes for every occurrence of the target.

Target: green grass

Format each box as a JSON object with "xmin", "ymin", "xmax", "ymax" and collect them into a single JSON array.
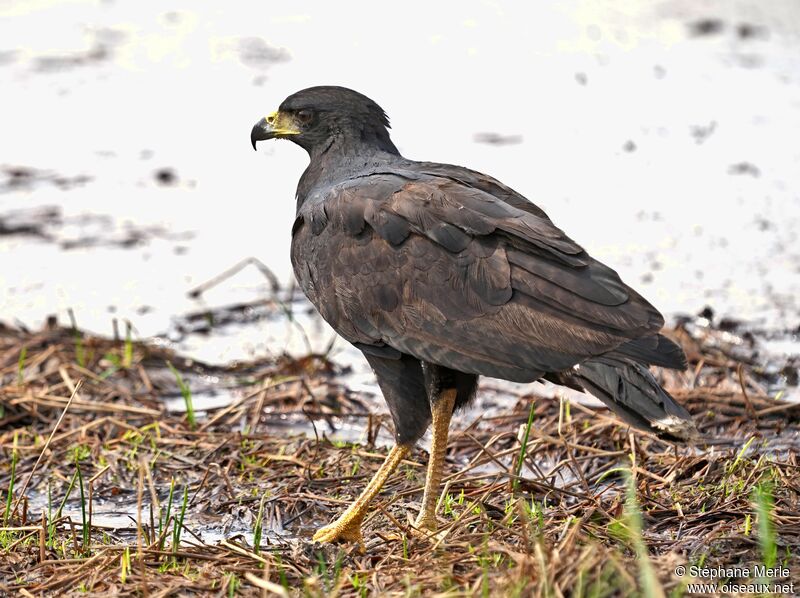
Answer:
[
  {"xmin": 70, "ymin": 443, "xmax": 91, "ymax": 462},
  {"xmin": 16, "ymin": 346, "xmax": 26, "ymax": 385},
  {"xmin": 51, "ymin": 468, "xmax": 79, "ymax": 548},
  {"xmin": 68, "ymin": 310, "xmax": 87, "ymax": 368},
  {"xmin": 98, "ymin": 323, "xmax": 135, "ymax": 378},
  {"xmin": 442, "ymin": 489, "xmax": 466, "ymax": 519},
  {"xmin": 75, "ymin": 455, "xmax": 89, "ymax": 549},
  {"xmin": 120, "ymin": 546, "xmax": 130, "ymax": 583},
  {"xmin": 3, "ymin": 431, "xmax": 18, "ymax": 525},
  {"xmin": 252, "ymin": 494, "xmax": 266, "ymax": 555},
  {"xmin": 74, "ymin": 332, "xmax": 86, "ymax": 367},
  {"xmin": 478, "ymin": 538, "xmax": 493, "ymax": 598},
  {"xmin": 159, "ymin": 478, "xmax": 176, "ymax": 551},
  {"xmin": 753, "ymin": 481, "xmax": 777, "ymax": 570},
  {"xmin": 47, "ymin": 481, "xmax": 53, "ymax": 546},
  {"xmin": 623, "ymin": 471, "xmax": 665, "ymax": 598},
  {"xmin": 225, "ymin": 572, "xmax": 239, "ymax": 597},
  {"xmin": 727, "ymin": 435, "xmax": 755, "ymax": 475},
  {"xmin": 274, "ymin": 553, "xmax": 289, "ymax": 594},
  {"xmin": 171, "ymin": 485, "xmax": 189, "ymax": 556},
  {"xmin": 99, "ymin": 352, "xmax": 121, "ymax": 379},
  {"xmin": 314, "ymin": 550, "xmax": 344, "ymax": 594},
  {"xmin": 513, "ymin": 401, "xmax": 535, "ymax": 491},
  {"xmin": 521, "ymin": 497, "xmax": 545, "ymax": 535},
  {"xmin": 350, "ymin": 572, "xmax": 368, "ymax": 598},
  {"xmin": 166, "ymin": 361, "xmax": 195, "ymax": 430},
  {"xmin": 123, "ymin": 321, "xmax": 133, "ymax": 369}
]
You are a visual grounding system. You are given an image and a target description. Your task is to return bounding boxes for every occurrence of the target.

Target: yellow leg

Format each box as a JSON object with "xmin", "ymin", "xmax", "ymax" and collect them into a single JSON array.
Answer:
[
  {"xmin": 414, "ymin": 389, "xmax": 456, "ymax": 531},
  {"xmin": 313, "ymin": 443, "xmax": 410, "ymax": 546}
]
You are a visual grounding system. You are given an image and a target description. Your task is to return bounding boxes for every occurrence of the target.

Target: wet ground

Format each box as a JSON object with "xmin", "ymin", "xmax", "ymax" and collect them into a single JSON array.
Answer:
[
  {"xmin": 1, "ymin": 318, "xmax": 798, "ymax": 595},
  {"xmin": 4, "ymin": 303, "xmax": 796, "ymax": 557}
]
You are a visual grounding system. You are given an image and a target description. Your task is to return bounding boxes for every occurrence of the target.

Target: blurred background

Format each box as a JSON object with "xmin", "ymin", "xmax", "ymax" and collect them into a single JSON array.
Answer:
[{"xmin": 1, "ymin": 0, "xmax": 799, "ymax": 366}]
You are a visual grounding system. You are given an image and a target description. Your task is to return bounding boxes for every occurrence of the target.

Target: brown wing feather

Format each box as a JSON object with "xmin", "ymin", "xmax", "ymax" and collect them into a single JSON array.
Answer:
[{"xmin": 291, "ymin": 171, "xmax": 664, "ymax": 382}]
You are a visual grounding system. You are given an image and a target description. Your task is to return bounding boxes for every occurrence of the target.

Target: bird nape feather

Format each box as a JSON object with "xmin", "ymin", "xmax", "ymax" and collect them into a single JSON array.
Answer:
[{"xmin": 251, "ymin": 85, "xmax": 696, "ymax": 546}]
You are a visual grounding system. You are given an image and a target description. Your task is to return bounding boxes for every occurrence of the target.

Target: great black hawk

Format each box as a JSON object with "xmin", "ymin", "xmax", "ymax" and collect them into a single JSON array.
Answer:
[{"xmin": 250, "ymin": 86, "xmax": 695, "ymax": 546}]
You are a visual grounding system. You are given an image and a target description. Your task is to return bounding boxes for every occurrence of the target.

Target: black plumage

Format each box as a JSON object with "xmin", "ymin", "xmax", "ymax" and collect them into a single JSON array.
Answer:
[{"xmin": 251, "ymin": 85, "xmax": 696, "ymax": 446}]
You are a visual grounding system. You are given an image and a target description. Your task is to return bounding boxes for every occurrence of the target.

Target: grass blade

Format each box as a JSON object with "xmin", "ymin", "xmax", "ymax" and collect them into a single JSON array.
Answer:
[
  {"xmin": 624, "ymin": 471, "xmax": 665, "ymax": 598},
  {"xmin": 123, "ymin": 321, "xmax": 133, "ymax": 368},
  {"xmin": 3, "ymin": 432, "xmax": 18, "ymax": 525},
  {"xmin": 159, "ymin": 478, "xmax": 176, "ymax": 551},
  {"xmin": 513, "ymin": 401, "xmax": 536, "ymax": 491},
  {"xmin": 171, "ymin": 485, "xmax": 189, "ymax": 556},
  {"xmin": 75, "ymin": 455, "xmax": 89, "ymax": 549},
  {"xmin": 16, "ymin": 346, "xmax": 27, "ymax": 385},
  {"xmin": 753, "ymin": 482, "xmax": 777, "ymax": 570},
  {"xmin": 167, "ymin": 361, "xmax": 195, "ymax": 430},
  {"xmin": 253, "ymin": 494, "xmax": 267, "ymax": 555}
]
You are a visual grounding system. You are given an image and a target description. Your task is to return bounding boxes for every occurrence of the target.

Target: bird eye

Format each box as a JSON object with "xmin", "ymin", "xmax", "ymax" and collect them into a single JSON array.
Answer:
[{"xmin": 296, "ymin": 109, "xmax": 313, "ymax": 125}]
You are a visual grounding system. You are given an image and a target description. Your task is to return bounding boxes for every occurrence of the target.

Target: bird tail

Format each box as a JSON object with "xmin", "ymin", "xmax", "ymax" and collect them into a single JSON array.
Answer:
[{"xmin": 573, "ymin": 357, "xmax": 697, "ymax": 441}]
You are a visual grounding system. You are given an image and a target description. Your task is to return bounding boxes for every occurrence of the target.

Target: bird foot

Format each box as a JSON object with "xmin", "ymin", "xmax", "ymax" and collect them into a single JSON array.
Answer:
[
  {"xmin": 312, "ymin": 517, "xmax": 365, "ymax": 549},
  {"xmin": 410, "ymin": 513, "xmax": 440, "ymax": 537}
]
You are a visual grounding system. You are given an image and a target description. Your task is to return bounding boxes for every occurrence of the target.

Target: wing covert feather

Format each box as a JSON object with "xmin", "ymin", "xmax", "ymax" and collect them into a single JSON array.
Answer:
[{"xmin": 290, "ymin": 169, "xmax": 664, "ymax": 380}]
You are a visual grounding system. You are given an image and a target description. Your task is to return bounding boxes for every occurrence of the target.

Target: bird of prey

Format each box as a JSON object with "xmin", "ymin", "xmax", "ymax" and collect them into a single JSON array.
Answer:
[{"xmin": 251, "ymin": 86, "xmax": 695, "ymax": 546}]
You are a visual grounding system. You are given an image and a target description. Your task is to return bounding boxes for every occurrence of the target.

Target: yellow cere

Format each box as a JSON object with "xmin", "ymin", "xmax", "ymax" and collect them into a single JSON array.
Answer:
[{"xmin": 267, "ymin": 110, "xmax": 301, "ymax": 135}]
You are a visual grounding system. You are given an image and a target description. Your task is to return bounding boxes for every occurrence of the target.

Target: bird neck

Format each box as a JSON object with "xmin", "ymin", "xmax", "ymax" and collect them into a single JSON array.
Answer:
[{"xmin": 295, "ymin": 135, "xmax": 401, "ymax": 211}]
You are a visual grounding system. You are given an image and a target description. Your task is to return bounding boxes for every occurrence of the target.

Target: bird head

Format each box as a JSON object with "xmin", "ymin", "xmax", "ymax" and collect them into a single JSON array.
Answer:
[{"xmin": 251, "ymin": 86, "xmax": 398, "ymax": 156}]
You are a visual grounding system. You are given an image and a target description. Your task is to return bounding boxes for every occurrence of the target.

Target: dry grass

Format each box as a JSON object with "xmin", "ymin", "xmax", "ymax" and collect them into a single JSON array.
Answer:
[{"xmin": 0, "ymin": 320, "xmax": 798, "ymax": 596}]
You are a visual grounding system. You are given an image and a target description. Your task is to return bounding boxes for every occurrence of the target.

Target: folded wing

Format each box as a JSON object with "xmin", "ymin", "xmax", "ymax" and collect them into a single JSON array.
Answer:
[{"xmin": 292, "ymin": 167, "xmax": 670, "ymax": 382}]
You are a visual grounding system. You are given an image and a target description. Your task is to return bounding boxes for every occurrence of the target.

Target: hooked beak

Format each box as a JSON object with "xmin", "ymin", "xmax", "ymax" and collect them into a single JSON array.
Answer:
[{"xmin": 250, "ymin": 110, "xmax": 300, "ymax": 150}]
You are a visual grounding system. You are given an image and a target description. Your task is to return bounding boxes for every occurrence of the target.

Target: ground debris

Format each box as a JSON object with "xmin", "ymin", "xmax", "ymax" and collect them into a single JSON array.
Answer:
[{"xmin": 0, "ymin": 318, "xmax": 798, "ymax": 596}]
